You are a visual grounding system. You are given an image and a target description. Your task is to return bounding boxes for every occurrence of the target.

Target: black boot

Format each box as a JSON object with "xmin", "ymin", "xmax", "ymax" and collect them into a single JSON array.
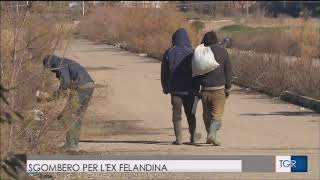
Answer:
[
  {"xmin": 172, "ymin": 121, "xmax": 182, "ymax": 145},
  {"xmin": 186, "ymin": 112, "xmax": 201, "ymax": 144},
  {"xmin": 189, "ymin": 122, "xmax": 201, "ymax": 144},
  {"xmin": 190, "ymin": 132, "xmax": 202, "ymax": 144}
]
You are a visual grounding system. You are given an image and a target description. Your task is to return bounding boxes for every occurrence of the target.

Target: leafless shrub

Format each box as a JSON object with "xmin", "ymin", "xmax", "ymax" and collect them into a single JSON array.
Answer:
[{"xmin": 79, "ymin": 6, "xmax": 202, "ymax": 59}]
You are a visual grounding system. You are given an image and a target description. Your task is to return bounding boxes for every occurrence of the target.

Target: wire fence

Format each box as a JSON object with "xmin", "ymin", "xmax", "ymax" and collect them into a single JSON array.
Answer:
[
  {"xmin": 0, "ymin": 1, "xmax": 254, "ymax": 22},
  {"xmin": 1, "ymin": 1, "xmax": 319, "ymax": 19}
]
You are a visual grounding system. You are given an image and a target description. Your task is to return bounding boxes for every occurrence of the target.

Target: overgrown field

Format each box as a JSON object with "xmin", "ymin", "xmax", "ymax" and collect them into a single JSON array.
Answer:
[{"xmin": 218, "ymin": 19, "xmax": 320, "ymax": 58}]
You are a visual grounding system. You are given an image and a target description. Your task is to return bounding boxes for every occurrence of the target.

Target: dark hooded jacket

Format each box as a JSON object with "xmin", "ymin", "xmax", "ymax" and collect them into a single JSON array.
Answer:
[
  {"xmin": 194, "ymin": 31, "xmax": 232, "ymax": 92},
  {"xmin": 43, "ymin": 55, "xmax": 94, "ymax": 90},
  {"xmin": 161, "ymin": 28, "xmax": 194, "ymax": 96}
]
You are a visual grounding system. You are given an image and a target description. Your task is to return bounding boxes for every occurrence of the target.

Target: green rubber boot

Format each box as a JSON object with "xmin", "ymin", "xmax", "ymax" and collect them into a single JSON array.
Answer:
[
  {"xmin": 64, "ymin": 119, "xmax": 82, "ymax": 151},
  {"xmin": 207, "ymin": 120, "xmax": 221, "ymax": 146},
  {"xmin": 172, "ymin": 121, "xmax": 182, "ymax": 145}
]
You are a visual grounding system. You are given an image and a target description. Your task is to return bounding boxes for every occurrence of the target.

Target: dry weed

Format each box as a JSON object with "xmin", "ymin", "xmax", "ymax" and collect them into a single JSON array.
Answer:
[{"xmin": 79, "ymin": 7, "xmax": 202, "ymax": 59}]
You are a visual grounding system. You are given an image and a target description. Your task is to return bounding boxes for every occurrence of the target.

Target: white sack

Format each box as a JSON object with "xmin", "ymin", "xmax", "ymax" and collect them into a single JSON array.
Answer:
[{"xmin": 192, "ymin": 44, "xmax": 220, "ymax": 77}]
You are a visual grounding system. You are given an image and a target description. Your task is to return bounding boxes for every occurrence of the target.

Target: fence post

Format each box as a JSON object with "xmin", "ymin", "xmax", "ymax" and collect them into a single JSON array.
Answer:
[
  {"xmin": 82, "ymin": 1, "xmax": 85, "ymax": 16},
  {"xmin": 246, "ymin": 1, "xmax": 249, "ymax": 17}
]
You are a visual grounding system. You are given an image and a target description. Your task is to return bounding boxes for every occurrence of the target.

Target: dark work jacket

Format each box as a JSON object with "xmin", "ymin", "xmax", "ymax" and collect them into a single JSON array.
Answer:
[
  {"xmin": 43, "ymin": 55, "xmax": 94, "ymax": 90},
  {"xmin": 193, "ymin": 44, "xmax": 232, "ymax": 92},
  {"xmin": 161, "ymin": 28, "xmax": 195, "ymax": 96}
]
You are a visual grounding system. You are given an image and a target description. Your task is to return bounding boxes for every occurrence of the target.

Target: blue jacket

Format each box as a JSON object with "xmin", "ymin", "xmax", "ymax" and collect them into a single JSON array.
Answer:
[
  {"xmin": 161, "ymin": 28, "xmax": 194, "ymax": 96},
  {"xmin": 43, "ymin": 55, "xmax": 94, "ymax": 90}
]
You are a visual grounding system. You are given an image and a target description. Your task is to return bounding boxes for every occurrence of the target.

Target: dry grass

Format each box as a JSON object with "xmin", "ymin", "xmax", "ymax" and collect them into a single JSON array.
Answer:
[
  {"xmin": 245, "ymin": 16, "xmax": 320, "ymax": 58},
  {"xmin": 289, "ymin": 20, "xmax": 320, "ymax": 58},
  {"xmin": 79, "ymin": 7, "xmax": 202, "ymax": 59},
  {"xmin": 228, "ymin": 31, "xmax": 301, "ymax": 57},
  {"xmin": 244, "ymin": 15, "xmax": 320, "ymax": 28}
]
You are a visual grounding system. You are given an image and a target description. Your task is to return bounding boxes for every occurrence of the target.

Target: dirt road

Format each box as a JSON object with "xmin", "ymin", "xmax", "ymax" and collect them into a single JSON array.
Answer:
[
  {"xmin": 204, "ymin": 19, "xmax": 236, "ymax": 32},
  {"xmin": 58, "ymin": 39, "xmax": 319, "ymax": 179}
]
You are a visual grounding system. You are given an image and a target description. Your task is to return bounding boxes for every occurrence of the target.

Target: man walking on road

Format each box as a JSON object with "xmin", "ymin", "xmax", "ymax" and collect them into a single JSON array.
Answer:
[
  {"xmin": 194, "ymin": 31, "xmax": 232, "ymax": 146},
  {"xmin": 161, "ymin": 28, "xmax": 201, "ymax": 145},
  {"xmin": 42, "ymin": 55, "xmax": 94, "ymax": 151}
]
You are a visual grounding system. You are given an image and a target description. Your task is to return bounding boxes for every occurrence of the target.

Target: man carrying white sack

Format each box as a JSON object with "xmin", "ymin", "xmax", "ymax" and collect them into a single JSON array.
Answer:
[
  {"xmin": 193, "ymin": 31, "xmax": 232, "ymax": 146},
  {"xmin": 161, "ymin": 28, "xmax": 202, "ymax": 145}
]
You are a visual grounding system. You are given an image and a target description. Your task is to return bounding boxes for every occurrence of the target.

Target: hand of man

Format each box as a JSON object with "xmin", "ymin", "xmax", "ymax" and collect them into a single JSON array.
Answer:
[
  {"xmin": 163, "ymin": 88, "xmax": 169, "ymax": 94},
  {"xmin": 47, "ymin": 89, "xmax": 67, "ymax": 102},
  {"xmin": 225, "ymin": 89, "xmax": 231, "ymax": 98},
  {"xmin": 57, "ymin": 113, "xmax": 63, "ymax": 120},
  {"xmin": 36, "ymin": 90, "xmax": 50, "ymax": 102},
  {"xmin": 36, "ymin": 96, "xmax": 43, "ymax": 103},
  {"xmin": 193, "ymin": 91, "xmax": 201, "ymax": 98}
]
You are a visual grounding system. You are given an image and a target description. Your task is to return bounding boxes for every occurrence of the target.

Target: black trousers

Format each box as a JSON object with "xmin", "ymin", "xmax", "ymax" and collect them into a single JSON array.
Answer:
[{"xmin": 171, "ymin": 95, "xmax": 197, "ymax": 134}]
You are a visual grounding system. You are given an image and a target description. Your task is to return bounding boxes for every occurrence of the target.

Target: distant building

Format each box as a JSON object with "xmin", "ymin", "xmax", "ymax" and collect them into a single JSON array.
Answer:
[
  {"xmin": 68, "ymin": 1, "xmax": 80, "ymax": 8},
  {"xmin": 92, "ymin": 1, "xmax": 104, "ymax": 6},
  {"xmin": 228, "ymin": 1, "xmax": 256, "ymax": 9},
  {"xmin": 120, "ymin": 1, "xmax": 169, "ymax": 8}
]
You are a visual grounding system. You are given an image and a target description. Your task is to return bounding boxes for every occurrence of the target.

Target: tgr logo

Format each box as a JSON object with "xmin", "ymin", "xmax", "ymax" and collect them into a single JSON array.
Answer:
[
  {"xmin": 275, "ymin": 156, "xmax": 308, "ymax": 172},
  {"xmin": 279, "ymin": 159, "xmax": 296, "ymax": 168}
]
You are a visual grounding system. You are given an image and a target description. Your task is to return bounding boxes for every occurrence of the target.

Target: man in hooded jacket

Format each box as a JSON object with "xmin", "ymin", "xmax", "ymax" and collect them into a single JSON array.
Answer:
[
  {"xmin": 42, "ymin": 55, "xmax": 94, "ymax": 151},
  {"xmin": 161, "ymin": 28, "xmax": 201, "ymax": 145},
  {"xmin": 194, "ymin": 31, "xmax": 232, "ymax": 146}
]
